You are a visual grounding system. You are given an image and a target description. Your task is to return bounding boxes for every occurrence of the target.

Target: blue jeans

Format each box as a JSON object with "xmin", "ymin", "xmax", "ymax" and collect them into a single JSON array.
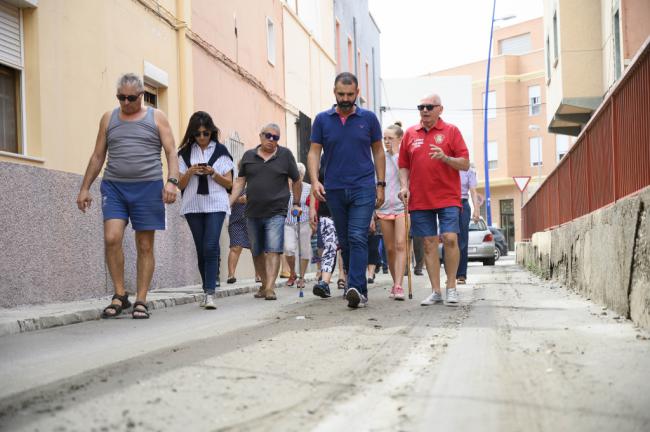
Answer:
[
  {"xmin": 457, "ymin": 199, "xmax": 471, "ymax": 278},
  {"xmin": 185, "ymin": 212, "xmax": 226, "ymax": 294},
  {"xmin": 326, "ymin": 187, "xmax": 376, "ymax": 296},
  {"xmin": 246, "ymin": 215, "xmax": 285, "ymax": 257}
]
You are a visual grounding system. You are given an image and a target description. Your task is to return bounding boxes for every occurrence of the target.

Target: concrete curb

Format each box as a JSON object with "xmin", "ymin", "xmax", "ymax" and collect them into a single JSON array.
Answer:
[{"xmin": 0, "ymin": 276, "xmax": 317, "ymax": 338}]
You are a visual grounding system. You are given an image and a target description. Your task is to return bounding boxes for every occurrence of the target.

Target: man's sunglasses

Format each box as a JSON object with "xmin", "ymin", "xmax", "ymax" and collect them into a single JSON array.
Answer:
[
  {"xmin": 116, "ymin": 93, "xmax": 142, "ymax": 102},
  {"xmin": 263, "ymin": 132, "xmax": 280, "ymax": 141},
  {"xmin": 417, "ymin": 104, "xmax": 440, "ymax": 111},
  {"xmin": 194, "ymin": 131, "xmax": 211, "ymax": 138}
]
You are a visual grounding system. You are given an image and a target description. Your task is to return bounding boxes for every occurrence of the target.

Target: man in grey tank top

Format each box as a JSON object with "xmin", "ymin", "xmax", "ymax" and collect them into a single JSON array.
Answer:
[{"xmin": 76, "ymin": 73, "xmax": 180, "ymax": 319}]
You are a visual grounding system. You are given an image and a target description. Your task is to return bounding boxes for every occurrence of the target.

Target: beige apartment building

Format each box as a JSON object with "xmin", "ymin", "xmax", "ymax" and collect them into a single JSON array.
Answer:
[
  {"xmin": 544, "ymin": 0, "xmax": 650, "ymax": 136},
  {"xmin": 0, "ymin": 0, "xmax": 288, "ymax": 306},
  {"xmin": 430, "ymin": 18, "xmax": 569, "ymax": 248}
]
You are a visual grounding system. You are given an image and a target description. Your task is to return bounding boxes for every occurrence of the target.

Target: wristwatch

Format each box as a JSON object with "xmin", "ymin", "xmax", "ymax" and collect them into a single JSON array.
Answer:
[
  {"xmin": 376, "ymin": 181, "xmax": 387, "ymax": 187},
  {"xmin": 167, "ymin": 177, "xmax": 179, "ymax": 186}
]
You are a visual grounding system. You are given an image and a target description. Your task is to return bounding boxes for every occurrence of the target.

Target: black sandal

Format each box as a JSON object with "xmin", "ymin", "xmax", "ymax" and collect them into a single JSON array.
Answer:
[
  {"xmin": 101, "ymin": 293, "xmax": 131, "ymax": 319},
  {"xmin": 337, "ymin": 279, "xmax": 346, "ymax": 290},
  {"xmin": 132, "ymin": 301, "xmax": 150, "ymax": 319}
]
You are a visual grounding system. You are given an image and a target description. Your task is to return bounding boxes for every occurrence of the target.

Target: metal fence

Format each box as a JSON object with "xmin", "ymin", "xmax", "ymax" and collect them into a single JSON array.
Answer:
[{"xmin": 522, "ymin": 38, "xmax": 650, "ymax": 240}]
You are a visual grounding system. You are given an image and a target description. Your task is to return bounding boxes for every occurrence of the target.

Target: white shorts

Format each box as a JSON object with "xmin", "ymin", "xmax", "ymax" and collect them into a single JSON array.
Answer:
[{"xmin": 284, "ymin": 222, "xmax": 313, "ymax": 260}]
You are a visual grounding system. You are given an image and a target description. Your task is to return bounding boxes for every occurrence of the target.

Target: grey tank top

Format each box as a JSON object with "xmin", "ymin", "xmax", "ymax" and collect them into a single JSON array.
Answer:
[{"xmin": 103, "ymin": 107, "xmax": 163, "ymax": 182}]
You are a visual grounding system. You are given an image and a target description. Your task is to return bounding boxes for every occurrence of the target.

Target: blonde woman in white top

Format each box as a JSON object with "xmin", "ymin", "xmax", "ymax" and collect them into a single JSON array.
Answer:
[{"xmin": 377, "ymin": 122, "xmax": 407, "ymax": 300}]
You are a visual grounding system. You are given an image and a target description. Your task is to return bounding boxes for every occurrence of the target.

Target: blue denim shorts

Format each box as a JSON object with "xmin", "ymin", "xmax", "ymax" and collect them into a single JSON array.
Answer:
[
  {"xmin": 100, "ymin": 180, "xmax": 166, "ymax": 231},
  {"xmin": 246, "ymin": 215, "xmax": 285, "ymax": 257},
  {"xmin": 410, "ymin": 207, "xmax": 460, "ymax": 237}
]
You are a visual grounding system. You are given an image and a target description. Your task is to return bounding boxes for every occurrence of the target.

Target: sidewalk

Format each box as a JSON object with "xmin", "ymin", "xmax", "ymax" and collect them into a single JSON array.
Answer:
[{"xmin": 0, "ymin": 275, "xmax": 316, "ymax": 337}]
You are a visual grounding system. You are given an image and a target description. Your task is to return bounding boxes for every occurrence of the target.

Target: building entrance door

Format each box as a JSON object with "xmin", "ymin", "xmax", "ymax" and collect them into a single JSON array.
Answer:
[{"xmin": 500, "ymin": 199, "xmax": 515, "ymax": 251}]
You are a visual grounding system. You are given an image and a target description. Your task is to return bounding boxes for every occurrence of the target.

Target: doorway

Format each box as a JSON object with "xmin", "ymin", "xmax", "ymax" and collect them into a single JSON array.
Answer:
[{"xmin": 500, "ymin": 199, "xmax": 515, "ymax": 251}]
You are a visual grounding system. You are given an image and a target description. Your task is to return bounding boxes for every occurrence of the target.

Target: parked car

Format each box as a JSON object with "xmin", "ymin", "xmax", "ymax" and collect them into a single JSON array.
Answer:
[
  {"xmin": 438, "ymin": 218, "xmax": 496, "ymax": 266},
  {"xmin": 488, "ymin": 226, "xmax": 508, "ymax": 261}
]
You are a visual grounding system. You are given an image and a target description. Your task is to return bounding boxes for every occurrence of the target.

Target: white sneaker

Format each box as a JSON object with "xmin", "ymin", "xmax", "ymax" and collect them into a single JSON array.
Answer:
[
  {"xmin": 199, "ymin": 294, "xmax": 207, "ymax": 308},
  {"xmin": 445, "ymin": 288, "xmax": 459, "ymax": 306},
  {"xmin": 346, "ymin": 288, "xmax": 361, "ymax": 308},
  {"xmin": 205, "ymin": 294, "xmax": 217, "ymax": 310},
  {"xmin": 421, "ymin": 291, "xmax": 443, "ymax": 306},
  {"xmin": 358, "ymin": 294, "xmax": 368, "ymax": 308}
]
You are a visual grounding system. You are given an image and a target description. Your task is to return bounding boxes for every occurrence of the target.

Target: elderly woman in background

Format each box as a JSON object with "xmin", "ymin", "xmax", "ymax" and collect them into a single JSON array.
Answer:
[{"xmin": 284, "ymin": 163, "xmax": 312, "ymax": 290}]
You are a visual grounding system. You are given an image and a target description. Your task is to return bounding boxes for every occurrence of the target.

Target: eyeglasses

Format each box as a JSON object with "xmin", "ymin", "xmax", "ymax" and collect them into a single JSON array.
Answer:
[
  {"xmin": 116, "ymin": 93, "xmax": 142, "ymax": 102},
  {"xmin": 263, "ymin": 132, "xmax": 280, "ymax": 141},
  {"xmin": 194, "ymin": 131, "xmax": 211, "ymax": 138},
  {"xmin": 417, "ymin": 104, "xmax": 440, "ymax": 111}
]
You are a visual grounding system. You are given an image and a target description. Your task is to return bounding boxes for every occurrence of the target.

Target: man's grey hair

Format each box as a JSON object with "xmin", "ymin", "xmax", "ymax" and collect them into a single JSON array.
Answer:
[
  {"xmin": 422, "ymin": 93, "xmax": 442, "ymax": 104},
  {"xmin": 260, "ymin": 123, "xmax": 281, "ymax": 134},
  {"xmin": 297, "ymin": 162, "xmax": 306, "ymax": 179},
  {"xmin": 116, "ymin": 73, "xmax": 144, "ymax": 92}
]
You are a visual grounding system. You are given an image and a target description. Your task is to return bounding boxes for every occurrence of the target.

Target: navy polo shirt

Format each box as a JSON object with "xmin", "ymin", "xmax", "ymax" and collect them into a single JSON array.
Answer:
[{"xmin": 310, "ymin": 105, "xmax": 382, "ymax": 190}]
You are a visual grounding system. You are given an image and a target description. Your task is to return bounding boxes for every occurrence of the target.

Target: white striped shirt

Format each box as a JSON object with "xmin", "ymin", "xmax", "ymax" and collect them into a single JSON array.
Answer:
[
  {"xmin": 285, "ymin": 182, "xmax": 311, "ymax": 224},
  {"xmin": 178, "ymin": 141, "xmax": 234, "ymax": 215}
]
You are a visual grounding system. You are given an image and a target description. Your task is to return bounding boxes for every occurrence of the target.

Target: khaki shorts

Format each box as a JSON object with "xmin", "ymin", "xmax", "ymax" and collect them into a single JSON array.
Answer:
[{"xmin": 284, "ymin": 222, "xmax": 313, "ymax": 260}]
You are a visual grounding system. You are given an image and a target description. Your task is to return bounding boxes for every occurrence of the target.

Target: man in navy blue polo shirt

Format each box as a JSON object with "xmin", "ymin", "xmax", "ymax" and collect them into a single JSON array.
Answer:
[{"xmin": 308, "ymin": 72, "xmax": 386, "ymax": 309}]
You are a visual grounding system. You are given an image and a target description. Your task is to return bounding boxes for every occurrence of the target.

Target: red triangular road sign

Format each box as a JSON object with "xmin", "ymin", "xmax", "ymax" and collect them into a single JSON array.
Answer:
[{"xmin": 513, "ymin": 176, "xmax": 531, "ymax": 192}]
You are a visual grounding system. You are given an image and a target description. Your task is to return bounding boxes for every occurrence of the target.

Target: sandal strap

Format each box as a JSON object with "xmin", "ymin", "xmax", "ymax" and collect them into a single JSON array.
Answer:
[{"xmin": 133, "ymin": 301, "xmax": 148, "ymax": 310}]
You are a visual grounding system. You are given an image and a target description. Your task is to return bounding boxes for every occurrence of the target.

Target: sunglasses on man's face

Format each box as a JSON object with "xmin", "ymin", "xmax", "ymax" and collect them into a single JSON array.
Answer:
[
  {"xmin": 417, "ymin": 104, "xmax": 440, "ymax": 111},
  {"xmin": 116, "ymin": 93, "xmax": 142, "ymax": 102},
  {"xmin": 194, "ymin": 131, "xmax": 211, "ymax": 138},
  {"xmin": 263, "ymin": 132, "xmax": 280, "ymax": 141}
]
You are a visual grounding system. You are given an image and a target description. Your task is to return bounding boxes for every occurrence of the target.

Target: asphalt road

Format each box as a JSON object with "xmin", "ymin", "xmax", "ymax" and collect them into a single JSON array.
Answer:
[{"xmin": 1, "ymin": 256, "xmax": 649, "ymax": 432}]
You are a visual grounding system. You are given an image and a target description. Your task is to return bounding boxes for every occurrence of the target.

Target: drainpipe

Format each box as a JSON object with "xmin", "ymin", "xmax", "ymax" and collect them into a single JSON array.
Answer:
[{"xmin": 176, "ymin": 0, "xmax": 193, "ymax": 129}]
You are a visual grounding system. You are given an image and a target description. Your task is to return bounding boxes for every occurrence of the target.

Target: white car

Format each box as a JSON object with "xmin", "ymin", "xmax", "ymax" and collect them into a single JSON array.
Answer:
[{"xmin": 438, "ymin": 218, "xmax": 496, "ymax": 266}]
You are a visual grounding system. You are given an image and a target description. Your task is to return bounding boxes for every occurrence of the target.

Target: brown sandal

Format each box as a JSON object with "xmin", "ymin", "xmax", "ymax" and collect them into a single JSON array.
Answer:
[
  {"xmin": 265, "ymin": 291, "xmax": 277, "ymax": 300},
  {"xmin": 101, "ymin": 293, "xmax": 131, "ymax": 319},
  {"xmin": 132, "ymin": 301, "xmax": 150, "ymax": 319}
]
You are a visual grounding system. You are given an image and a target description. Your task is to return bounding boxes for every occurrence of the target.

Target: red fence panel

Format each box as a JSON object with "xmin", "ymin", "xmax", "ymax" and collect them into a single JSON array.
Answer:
[
  {"xmin": 558, "ymin": 158, "xmax": 572, "ymax": 224},
  {"xmin": 588, "ymin": 102, "xmax": 615, "ymax": 211},
  {"xmin": 522, "ymin": 39, "xmax": 650, "ymax": 240},
  {"xmin": 547, "ymin": 171, "xmax": 560, "ymax": 227},
  {"xmin": 571, "ymin": 136, "xmax": 591, "ymax": 220},
  {"xmin": 614, "ymin": 56, "xmax": 650, "ymax": 198}
]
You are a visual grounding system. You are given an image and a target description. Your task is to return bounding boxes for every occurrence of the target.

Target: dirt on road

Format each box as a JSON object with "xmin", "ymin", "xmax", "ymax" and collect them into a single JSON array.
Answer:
[{"xmin": 0, "ymin": 258, "xmax": 648, "ymax": 432}]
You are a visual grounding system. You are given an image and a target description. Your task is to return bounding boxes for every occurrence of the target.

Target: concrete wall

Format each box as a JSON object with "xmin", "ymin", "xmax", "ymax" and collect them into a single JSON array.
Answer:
[
  {"xmin": 0, "ymin": 162, "xmax": 202, "ymax": 308},
  {"xmin": 516, "ymin": 186, "xmax": 650, "ymax": 329}
]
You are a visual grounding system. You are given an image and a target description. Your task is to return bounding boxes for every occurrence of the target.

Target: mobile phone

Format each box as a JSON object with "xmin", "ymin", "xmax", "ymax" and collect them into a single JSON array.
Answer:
[{"xmin": 197, "ymin": 163, "xmax": 208, "ymax": 167}]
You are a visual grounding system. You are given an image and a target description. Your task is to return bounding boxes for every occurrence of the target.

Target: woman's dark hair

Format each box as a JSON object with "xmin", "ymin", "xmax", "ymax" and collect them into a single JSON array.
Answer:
[{"xmin": 179, "ymin": 111, "xmax": 220, "ymax": 150}]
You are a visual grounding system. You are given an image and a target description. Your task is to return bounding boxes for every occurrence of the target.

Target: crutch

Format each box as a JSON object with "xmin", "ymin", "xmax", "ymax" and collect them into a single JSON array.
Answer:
[
  {"xmin": 404, "ymin": 198, "xmax": 413, "ymax": 299},
  {"xmin": 291, "ymin": 207, "xmax": 304, "ymax": 297}
]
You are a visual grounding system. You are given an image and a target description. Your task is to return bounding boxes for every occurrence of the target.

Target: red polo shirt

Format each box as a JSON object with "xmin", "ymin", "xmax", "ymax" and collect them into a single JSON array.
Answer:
[{"xmin": 398, "ymin": 118, "xmax": 469, "ymax": 211}]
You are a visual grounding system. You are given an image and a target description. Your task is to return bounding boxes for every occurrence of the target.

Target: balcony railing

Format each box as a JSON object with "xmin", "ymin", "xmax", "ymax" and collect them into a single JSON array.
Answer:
[{"xmin": 522, "ymin": 37, "xmax": 650, "ymax": 240}]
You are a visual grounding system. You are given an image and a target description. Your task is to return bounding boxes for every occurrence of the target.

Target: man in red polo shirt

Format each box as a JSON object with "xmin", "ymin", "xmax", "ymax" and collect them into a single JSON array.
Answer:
[{"xmin": 398, "ymin": 94, "xmax": 470, "ymax": 306}]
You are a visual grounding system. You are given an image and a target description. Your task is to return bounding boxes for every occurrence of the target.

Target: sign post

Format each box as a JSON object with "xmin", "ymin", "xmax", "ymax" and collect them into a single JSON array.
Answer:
[
  {"xmin": 513, "ymin": 176, "xmax": 531, "ymax": 241},
  {"xmin": 513, "ymin": 176, "xmax": 531, "ymax": 207}
]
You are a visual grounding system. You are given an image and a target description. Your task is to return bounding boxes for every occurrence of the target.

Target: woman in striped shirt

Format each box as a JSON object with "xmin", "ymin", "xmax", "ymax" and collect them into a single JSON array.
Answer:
[
  {"xmin": 178, "ymin": 111, "xmax": 234, "ymax": 310},
  {"xmin": 377, "ymin": 122, "xmax": 407, "ymax": 300}
]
